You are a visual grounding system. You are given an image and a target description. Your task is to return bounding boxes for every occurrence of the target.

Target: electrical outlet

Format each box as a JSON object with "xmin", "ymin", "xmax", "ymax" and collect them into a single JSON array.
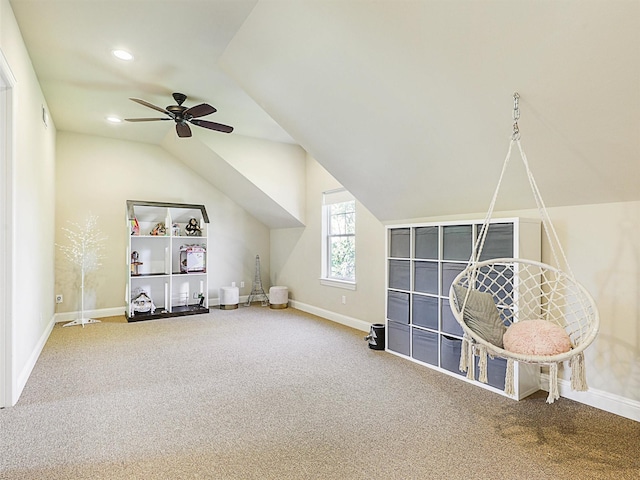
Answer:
[
  {"xmin": 240, "ymin": 281, "xmax": 245, "ymax": 288},
  {"xmin": 55, "ymin": 294, "xmax": 63, "ymax": 304},
  {"xmin": 341, "ymin": 295, "xmax": 346, "ymax": 305}
]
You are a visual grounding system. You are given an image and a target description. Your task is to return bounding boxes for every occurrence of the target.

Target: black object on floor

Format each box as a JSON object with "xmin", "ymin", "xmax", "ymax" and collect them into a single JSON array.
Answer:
[{"xmin": 365, "ymin": 323, "xmax": 386, "ymax": 350}]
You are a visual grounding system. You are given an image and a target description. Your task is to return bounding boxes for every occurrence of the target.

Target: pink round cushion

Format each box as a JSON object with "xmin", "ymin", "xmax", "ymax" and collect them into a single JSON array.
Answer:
[{"xmin": 503, "ymin": 320, "xmax": 572, "ymax": 356}]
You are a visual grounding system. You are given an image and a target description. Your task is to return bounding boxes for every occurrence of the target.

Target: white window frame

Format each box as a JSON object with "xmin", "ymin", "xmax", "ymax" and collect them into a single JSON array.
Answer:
[{"xmin": 320, "ymin": 188, "xmax": 356, "ymax": 290}]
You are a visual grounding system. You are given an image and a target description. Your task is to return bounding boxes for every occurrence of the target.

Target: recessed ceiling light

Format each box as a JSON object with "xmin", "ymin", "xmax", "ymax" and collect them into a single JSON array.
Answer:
[
  {"xmin": 112, "ymin": 49, "xmax": 133, "ymax": 61},
  {"xmin": 106, "ymin": 116, "xmax": 122, "ymax": 123}
]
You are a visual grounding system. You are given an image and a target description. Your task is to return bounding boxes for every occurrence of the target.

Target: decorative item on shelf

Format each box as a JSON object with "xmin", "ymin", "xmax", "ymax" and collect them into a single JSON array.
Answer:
[
  {"xmin": 180, "ymin": 244, "xmax": 206, "ymax": 273},
  {"xmin": 131, "ymin": 288, "xmax": 156, "ymax": 314},
  {"xmin": 131, "ymin": 217, "xmax": 140, "ymax": 236},
  {"xmin": 185, "ymin": 218, "xmax": 202, "ymax": 236},
  {"xmin": 130, "ymin": 251, "xmax": 143, "ymax": 275},
  {"xmin": 150, "ymin": 222, "xmax": 166, "ymax": 236},
  {"xmin": 171, "ymin": 223, "xmax": 181, "ymax": 237}
]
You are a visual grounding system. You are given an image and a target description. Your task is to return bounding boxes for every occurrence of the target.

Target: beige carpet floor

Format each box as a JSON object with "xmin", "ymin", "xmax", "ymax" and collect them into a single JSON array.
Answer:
[{"xmin": 1, "ymin": 306, "xmax": 639, "ymax": 479}]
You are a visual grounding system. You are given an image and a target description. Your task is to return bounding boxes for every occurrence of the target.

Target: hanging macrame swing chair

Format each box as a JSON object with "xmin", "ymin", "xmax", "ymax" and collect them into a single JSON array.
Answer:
[{"xmin": 449, "ymin": 93, "xmax": 599, "ymax": 404}]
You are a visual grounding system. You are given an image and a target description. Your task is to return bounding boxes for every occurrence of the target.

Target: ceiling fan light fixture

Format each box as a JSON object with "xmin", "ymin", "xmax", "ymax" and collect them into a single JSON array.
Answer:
[
  {"xmin": 112, "ymin": 49, "xmax": 134, "ymax": 61},
  {"xmin": 126, "ymin": 93, "xmax": 233, "ymax": 138}
]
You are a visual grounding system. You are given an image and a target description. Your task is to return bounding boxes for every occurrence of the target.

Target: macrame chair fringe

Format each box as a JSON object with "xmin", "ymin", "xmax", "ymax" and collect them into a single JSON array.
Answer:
[
  {"xmin": 460, "ymin": 335, "xmax": 471, "ymax": 374},
  {"xmin": 547, "ymin": 363, "xmax": 560, "ymax": 404},
  {"xmin": 504, "ymin": 358, "xmax": 515, "ymax": 397},
  {"xmin": 465, "ymin": 339, "xmax": 476, "ymax": 381},
  {"xmin": 478, "ymin": 346, "xmax": 488, "ymax": 384},
  {"xmin": 448, "ymin": 126, "xmax": 599, "ymax": 405},
  {"xmin": 571, "ymin": 352, "xmax": 588, "ymax": 391}
]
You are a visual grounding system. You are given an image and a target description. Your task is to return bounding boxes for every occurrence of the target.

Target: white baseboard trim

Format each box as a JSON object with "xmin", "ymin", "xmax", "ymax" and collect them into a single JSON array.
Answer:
[
  {"xmin": 213, "ymin": 295, "xmax": 250, "ymax": 306},
  {"xmin": 541, "ymin": 373, "xmax": 640, "ymax": 423},
  {"xmin": 15, "ymin": 315, "xmax": 55, "ymax": 404},
  {"xmin": 289, "ymin": 300, "xmax": 371, "ymax": 332},
  {"xmin": 54, "ymin": 307, "xmax": 125, "ymax": 323}
]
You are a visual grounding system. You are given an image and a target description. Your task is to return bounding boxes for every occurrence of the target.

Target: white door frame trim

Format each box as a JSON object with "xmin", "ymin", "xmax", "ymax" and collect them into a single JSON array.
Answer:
[{"xmin": 0, "ymin": 48, "xmax": 17, "ymax": 408}]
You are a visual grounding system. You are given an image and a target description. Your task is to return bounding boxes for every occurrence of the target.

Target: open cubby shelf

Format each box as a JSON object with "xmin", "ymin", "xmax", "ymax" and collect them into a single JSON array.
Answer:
[{"xmin": 386, "ymin": 218, "xmax": 542, "ymax": 400}]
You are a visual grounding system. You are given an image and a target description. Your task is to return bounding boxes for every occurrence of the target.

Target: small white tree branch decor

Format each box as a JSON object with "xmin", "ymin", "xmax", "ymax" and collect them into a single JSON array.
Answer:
[{"xmin": 57, "ymin": 214, "xmax": 106, "ymax": 327}]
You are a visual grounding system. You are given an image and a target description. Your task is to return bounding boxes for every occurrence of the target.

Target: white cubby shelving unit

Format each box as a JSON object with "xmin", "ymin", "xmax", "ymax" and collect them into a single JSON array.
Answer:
[
  {"xmin": 126, "ymin": 200, "xmax": 209, "ymax": 322},
  {"xmin": 385, "ymin": 218, "xmax": 542, "ymax": 400}
]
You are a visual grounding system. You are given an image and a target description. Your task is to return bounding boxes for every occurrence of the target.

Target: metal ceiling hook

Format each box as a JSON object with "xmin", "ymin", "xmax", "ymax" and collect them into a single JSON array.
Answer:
[{"xmin": 512, "ymin": 92, "xmax": 521, "ymax": 139}]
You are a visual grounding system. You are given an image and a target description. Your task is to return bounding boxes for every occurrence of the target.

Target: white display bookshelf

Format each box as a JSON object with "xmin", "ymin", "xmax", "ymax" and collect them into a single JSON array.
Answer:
[
  {"xmin": 385, "ymin": 217, "xmax": 542, "ymax": 400},
  {"xmin": 126, "ymin": 200, "xmax": 209, "ymax": 322}
]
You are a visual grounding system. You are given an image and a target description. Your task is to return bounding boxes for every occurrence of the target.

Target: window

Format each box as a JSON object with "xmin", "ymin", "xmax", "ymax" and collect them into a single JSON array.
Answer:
[{"xmin": 321, "ymin": 188, "xmax": 355, "ymax": 288}]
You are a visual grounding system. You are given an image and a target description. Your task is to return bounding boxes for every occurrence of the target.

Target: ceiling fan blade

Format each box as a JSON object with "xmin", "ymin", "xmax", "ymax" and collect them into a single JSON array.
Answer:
[
  {"xmin": 190, "ymin": 118, "xmax": 234, "ymax": 134},
  {"xmin": 124, "ymin": 117, "xmax": 171, "ymax": 122},
  {"xmin": 176, "ymin": 122, "xmax": 192, "ymax": 138},
  {"xmin": 129, "ymin": 98, "xmax": 173, "ymax": 117},
  {"xmin": 184, "ymin": 103, "xmax": 217, "ymax": 118}
]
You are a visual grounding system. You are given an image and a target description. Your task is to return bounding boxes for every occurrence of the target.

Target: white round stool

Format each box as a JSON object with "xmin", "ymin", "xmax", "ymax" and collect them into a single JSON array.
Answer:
[
  {"xmin": 219, "ymin": 286, "xmax": 239, "ymax": 310},
  {"xmin": 269, "ymin": 286, "xmax": 288, "ymax": 309}
]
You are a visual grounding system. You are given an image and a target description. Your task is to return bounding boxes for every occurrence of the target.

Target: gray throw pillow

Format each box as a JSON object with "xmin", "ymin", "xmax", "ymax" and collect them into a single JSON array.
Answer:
[{"xmin": 452, "ymin": 284, "xmax": 505, "ymax": 348}]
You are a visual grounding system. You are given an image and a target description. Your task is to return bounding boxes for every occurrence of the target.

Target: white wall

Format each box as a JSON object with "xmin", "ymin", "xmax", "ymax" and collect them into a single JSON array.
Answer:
[
  {"xmin": 162, "ymin": 131, "xmax": 307, "ymax": 229},
  {"xmin": 1, "ymin": 0, "xmax": 57, "ymax": 405},
  {"xmin": 270, "ymin": 154, "xmax": 386, "ymax": 331},
  {"xmin": 55, "ymin": 132, "xmax": 271, "ymax": 315},
  {"xmin": 541, "ymin": 202, "xmax": 640, "ymax": 405},
  {"xmin": 198, "ymin": 133, "xmax": 307, "ymax": 225}
]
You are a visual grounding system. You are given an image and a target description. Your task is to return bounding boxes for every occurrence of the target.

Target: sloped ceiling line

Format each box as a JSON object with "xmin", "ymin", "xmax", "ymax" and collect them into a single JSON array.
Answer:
[{"xmin": 160, "ymin": 131, "xmax": 305, "ymax": 229}]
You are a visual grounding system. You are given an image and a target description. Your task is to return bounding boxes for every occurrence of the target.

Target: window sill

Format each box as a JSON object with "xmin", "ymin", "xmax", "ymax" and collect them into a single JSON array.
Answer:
[{"xmin": 320, "ymin": 278, "xmax": 356, "ymax": 290}]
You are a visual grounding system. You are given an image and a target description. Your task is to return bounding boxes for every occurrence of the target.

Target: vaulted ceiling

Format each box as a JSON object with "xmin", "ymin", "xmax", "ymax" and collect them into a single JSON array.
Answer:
[{"xmin": 10, "ymin": 0, "xmax": 640, "ymax": 223}]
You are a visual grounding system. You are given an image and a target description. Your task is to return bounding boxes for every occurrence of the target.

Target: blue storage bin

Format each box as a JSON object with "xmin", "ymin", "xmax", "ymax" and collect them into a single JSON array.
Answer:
[
  {"xmin": 475, "ymin": 355, "xmax": 508, "ymax": 390},
  {"xmin": 441, "ymin": 263, "xmax": 465, "ymax": 297},
  {"xmin": 412, "ymin": 328, "xmax": 439, "ymax": 366},
  {"xmin": 389, "ymin": 228, "xmax": 410, "ymax": 258},
  {"xmin": 441, "ymin": 298, "xmax": 463, "ymax": 336},
  {"xmin": 415, "ymin": 226, "xmax": 438, "ymax": 259},
  {"xmin": 477, "ymin": 223, "xmax": 514, "ymax": 260},
  {"xmin": 414, "ymin": 261, "xmax": 438, "ymax": 294},
  {"xmin": 440, "ymin": 335, "xmax": 464, "ymax": 376},
  {"xmin": 387, "ymin": 290, "xmax": 409, "ymax": 324},
  {"xmin": 412, "ymin": 294, "xmax": 438, "ymax": 329},
  {"xmin": 389, "ymin": 260, "xmax": 410, "ymax": 290},
  {"xmin": 387, "ymin": 321, "xmax": 411, "ymax": 356},
  {"xmin": 443, "ymin": 225, "xmax": 472, "ymax": 261}
]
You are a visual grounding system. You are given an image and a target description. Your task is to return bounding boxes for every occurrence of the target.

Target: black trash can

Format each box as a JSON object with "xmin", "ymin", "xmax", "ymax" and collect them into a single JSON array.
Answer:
[{"xmin": 365, "ymin": 323, "xmax": 386, "ymax": 350}]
